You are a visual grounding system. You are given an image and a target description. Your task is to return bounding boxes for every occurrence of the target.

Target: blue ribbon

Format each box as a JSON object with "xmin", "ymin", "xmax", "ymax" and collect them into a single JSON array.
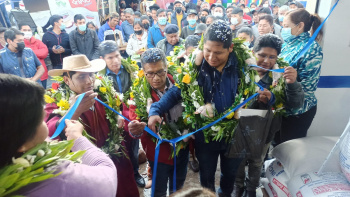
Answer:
[
  {"xmin": 50, "ymin": 93, "xmax": 86, "ymax": 139},
  {"xmin": 289, "ymin": 0, "xmax": 339, "ymax": 67},
  {"xmin": 249, "ymin": 65, "xmax": 285, "ymax": 73},
  {"xmin": 94, "ymin": 83, "xmax": 264, "ymax": 196}
]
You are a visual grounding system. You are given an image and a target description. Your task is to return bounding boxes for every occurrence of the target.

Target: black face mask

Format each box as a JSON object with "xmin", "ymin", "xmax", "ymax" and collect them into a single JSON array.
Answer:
[
  {"xmin": 16, "ymin": 42, "xmax": 25, "ymax": 51},
  {"xmin": 175, "ymin": 7, "xmax": 182, "ymax": 14},
  {"xmin": 200, "ymin": 16, "xmax": 206, "ymax": 23},
  {"xmin": 143, "ymin": 23, "xmax": 150, "ymax": 30},
  {"xmin": 135, "ymin": 30, "xmax": 143, "ymax": 35}
]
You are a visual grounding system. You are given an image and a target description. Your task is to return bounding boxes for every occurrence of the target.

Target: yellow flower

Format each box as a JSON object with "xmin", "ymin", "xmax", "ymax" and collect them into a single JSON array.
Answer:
[
  {"xmin": 99, "ymin": 87, "xmax": 107, "ymax": 94},
  {"xmin": 44, "ymin": 95, "xmax": 55, "ymax": 104},
  {"xmin": 244, "ymin": 88, "xmax": 249, "ymax": 95},
  {"xmin": 169, "ymin": 62, "xmax": 174, "ymax": 66},
  {"xmin": 130, "ymin": 92, "xmax": 135, "ymax": 98},
  {"xmin": 133, "ymin": 78, "xmax": 139, "ymax": 86},
  {"xmin": 166, "ymin": 56, "xmax": 172, "ymax": 61},
  {"xmin": 270, "ymin": 85, "xmax": 273, "ymax": 89},
  {"xmin": 226, "ymin": 112, "xmax": 235, "ymax": 119},
  {"xmin": 177, "ymin": 68, "xmax": 182, "ymax": 73},
  {"xmin": 175, "ymin": 83, "xmax": 180, "ymax": 88},
  {"xmin": 180, "ymin": 62, "xmax": 184, "ymax": 67},
  {"xmin": 108, "ymin": 104, "xmax": 112, "ymax": 108},
  {"xmin": 57, "ymin": 99, "xmax": 69, "ymax": 110},
  {"xmin": 269, "ymin": 72, "xmax": 273, "ymax": 78},
  {"xmin": 137, "ymin": 70, "xmax": 144, "ymax": 78},
  {"xmin": 131, "ymin": 60, "xmax": 137, "ymax": 65},
  {"xmin": 182, "ymin": 74, "xmax": 191, "ymax": 84},
  {"xmin": 116, "ymin": 99, "xmax": 121, "ymax": 107},
  {"xmin": 276, "ymin": 103, "xmax": 284, "ymax": 109},
  {"xmin": 132, "ymin": 64, "xmax": 138, "ymax": 69}
]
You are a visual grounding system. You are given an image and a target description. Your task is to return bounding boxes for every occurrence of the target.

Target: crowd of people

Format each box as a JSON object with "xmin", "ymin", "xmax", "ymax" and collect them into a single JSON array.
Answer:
[{"xmin": 0, "ymin": 0, "xmax": 324, "ymax": 197}]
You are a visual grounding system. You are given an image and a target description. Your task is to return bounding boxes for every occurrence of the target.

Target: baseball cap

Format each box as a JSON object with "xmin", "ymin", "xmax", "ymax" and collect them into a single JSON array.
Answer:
[
  {"xmin": 258, "ymin": 7, "xmax": 272, "ymax": 15},
  {"xmin": 187, "ymin": 9, "xmax": 197, "ymax": 15},
  {"xmin": 174, "ymin": 0, "xmax": 182, "ymax": 6},
  {"xmin": 194, "ymin": 23, "xmax": 207, "ymax": 34},
  {"xmin": 185, "ymin": 35, "xmax": 201, "ymax": 48}
]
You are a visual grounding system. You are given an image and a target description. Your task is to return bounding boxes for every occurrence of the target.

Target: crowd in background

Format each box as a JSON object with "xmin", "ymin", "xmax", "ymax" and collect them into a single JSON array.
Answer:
[{"xmin": 0, "ymin": 0, "xmax": 324, "ymax": 197}]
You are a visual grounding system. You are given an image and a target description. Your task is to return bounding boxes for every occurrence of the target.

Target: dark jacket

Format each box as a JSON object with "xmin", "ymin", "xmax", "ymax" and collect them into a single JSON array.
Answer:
[
  {"xmin": 156, "ymin": 38, "xmax": 185, "ymax": 56},
  {"xmin": 232, "ymin": 20, "xmax": 251, "ymax": 38},
  {"xmin": 170, "ymin": 12, "xmax": 188, "ymax": 30},
  {"xmin": 69, "ymin": 28, "xmax": 100, "ymax": 60},
  {"xmin": 42, "ymin": 28, "xmax": 72, "ymax": 66}
]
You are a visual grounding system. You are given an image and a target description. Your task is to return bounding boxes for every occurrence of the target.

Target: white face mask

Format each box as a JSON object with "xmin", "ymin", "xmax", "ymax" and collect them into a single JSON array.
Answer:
[
  {"xmin": 231, "ymin": 17, "xmax": 239, "ymax": 25},
  {"xmin": 263, "ymin": 4, "xmax": 269, "ymax": 8},
  {"xmin": 23, "ymin": 31, "xmax": 33, "ymax": 40},
  {"xmin": 213, "ymin": 12, "xmax": 223, "ymax": 17}
]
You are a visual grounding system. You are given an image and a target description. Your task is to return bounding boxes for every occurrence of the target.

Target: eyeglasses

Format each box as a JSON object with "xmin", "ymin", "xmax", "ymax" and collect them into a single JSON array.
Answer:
[{"xmin": 145, "ymin": 70, "xmax": 167, "ymax": 78}]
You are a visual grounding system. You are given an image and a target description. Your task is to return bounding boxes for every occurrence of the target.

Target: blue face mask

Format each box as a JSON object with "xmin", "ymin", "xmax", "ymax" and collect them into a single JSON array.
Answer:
[
  {"xmin": 278, "ymin": 16, "xmax": 284, "ymax": 22},
  {"xmin": 158, "ymin": 17, "xmax": 167, "ymax": 25},
  {"xmin": 243, "ymin": 41, "xmax": 250, "ymax": 47},
  {"xmin": 188, "ymin": 19, "xmax": 197, "ymax": 26},
  {"xmin": 281, "ymin": 23, "xmax": 299, "ymax": 41},
  {"xmin": 78, "ymin": 24, "xmax": 87, "ymax": 32},
  {"xmin": 60, "ymin": 23, "xmax": 66, "ymax": 30}
]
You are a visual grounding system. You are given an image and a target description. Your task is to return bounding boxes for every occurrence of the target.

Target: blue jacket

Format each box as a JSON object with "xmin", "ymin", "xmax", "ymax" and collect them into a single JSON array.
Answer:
[
  {"xmin": 98, "ymin": 22, "xmax": 125, "ymax": 42},
  {"xmin": 149, "ymin": 53, "xmax": 275, "ymax": 144},
  {"xmin": 147, "ymin": 23, "xmax": 166, "ymax": 49},
  {"xmin": 121, "ymin": 20, "xmax": 134, "ymax": 42},
  {"xmin": 170, "ymin": 12, "xmax": 188, "ymax": 29},
  {"xmin": 0, "ymin": 46, "xmax": 42, "ymax": 83},
  {"xmin": 42, "ymin": 28, "xmax": 72, "ymax": 66}
]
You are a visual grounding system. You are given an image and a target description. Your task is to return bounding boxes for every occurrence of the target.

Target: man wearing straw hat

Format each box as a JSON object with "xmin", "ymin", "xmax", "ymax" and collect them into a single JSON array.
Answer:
[{"xmin": 44, "ymin": 54, "xmax": 140, "ymax": 197}]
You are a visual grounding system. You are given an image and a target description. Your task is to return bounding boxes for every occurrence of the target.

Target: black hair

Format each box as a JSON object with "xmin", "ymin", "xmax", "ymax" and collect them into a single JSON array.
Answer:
[
  {"xmin": 140, "ymin": 15, "xmax": 150, "ymax": 23},
  {"xmin": 259, "ymin": 15, "xmax": 274, "ymax": 26},
  {"xmin": 214, "ymin": 4, "xmax": 225, "ymax": 13},
  {"xmin": 232, "ymin": 7, "xmax": 244, "ymax": 17},
  {"xmin": 258, "ymin": 7, "xmax": 271, "ymax": 15},
  {"xmin": 0, "ymin": 74, "xmax": 45, "ymax": 167},
  {"xmin": 206, "ymin": 15, "xmax": 215, "ymax": 23},
  {"xmin": 4, "ymin": 28, "xmax": 24, "ymax": 42},
  {"xmin": 201, "ymin": 9, "xmax": 210, "ymax": 15},
  {"xmin": 167, "ymin": 9, "xmax": 173, "ymax": 13},
  {"xmin": 62, "ymin": 71, "xmax": 77, "ymax": 78},
  {"xmin": 134, "ymin": 11, "xmax": 142, "ymax": 17},
  {"xmin": 98, "ymin": 40, "xmax": 119, "ymax": 58},
  {"xmin": 227, "ymin": 6, "xmax": 234, "ymax": 10},
  {"xmin": 18, "ymin": 22, "xmax": 30, "ymax": 31},
  {"xmin": 141, "ymin": 48, "xmax": 167, "ymax": 69},
  {"xmin": 120, "ymin": 3, "xmax": 126, "ymax": 9},
  {"xmin": 74, "ymin": 14, "xmax": 85, "ymax": 23},
  {"xmin": 253, "ymin": 34, "xmax": 282, "ymax": 55},
  {"xmin": 237, "ymin": 26, "xmax": 253, "ymax": 37},
  {"xmin": 239, "ymin": 4, "xmax": 246, "ymax": 8},
  {"xmin": 250, "ymin": 2, "xmax": 257, "ymax": 7},
  {"xmin": 157, "ymin": 9, "xmax": 166, "ymax": 17},
  {"xmin": 204, "ymin": 20, "xmax": 232, "ymax": 49},
  {"xmin": 0, "ymin": 27, "xmax": 7, "ymax": 34},
  {"xmin": 86, "ymin": 21, "xmax": 96, "ymax": 28},
  {"xmin": 133, "ymin": 20, "xmax": 143, "ymax": 28},
  {"xmin": 50, "ymin": 14, "xmax": 63, "ymax": 27}
]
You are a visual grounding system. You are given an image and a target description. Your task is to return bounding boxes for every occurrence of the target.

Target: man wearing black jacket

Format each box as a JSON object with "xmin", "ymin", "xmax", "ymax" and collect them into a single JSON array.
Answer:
[{"xmin": 42, "ymin": 15, "xmax": 72, "ymax": 69}]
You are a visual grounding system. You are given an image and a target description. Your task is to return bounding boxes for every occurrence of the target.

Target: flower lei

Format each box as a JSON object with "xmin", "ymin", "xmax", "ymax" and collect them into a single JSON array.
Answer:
[
  {"xmin": 128, "ymin": 47, "xmax": 189, "ymax": 157},
  {"xmin": 173, "ymin": 37, "xmax": 260, "ymax": 143},
  {"xmin": 0, "ymin": 140, "xmax": 85, "ymax": 197}
]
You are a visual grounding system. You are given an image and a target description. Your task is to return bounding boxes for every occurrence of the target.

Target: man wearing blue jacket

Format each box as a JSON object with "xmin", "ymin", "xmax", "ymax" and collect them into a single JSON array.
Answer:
[
  {"xmin": 147, "ymin": 9, "xmax": 168, "ymax": 49},
  {"xmin": 146, "ymin": 20, "xmax": 275, "ymax": 197},
  {"xmin": 42, "ymin": 15, "xmax": 72, "ymax": 70},
  {"xmin": 170, "ymin": 1, "xmax": 188, "ymax": 35}
]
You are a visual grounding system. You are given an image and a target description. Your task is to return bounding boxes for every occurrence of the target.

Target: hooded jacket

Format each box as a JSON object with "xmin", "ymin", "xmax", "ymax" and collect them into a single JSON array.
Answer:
[
  {"xmin": 69, "ymin": 28, "xmax": 100, "ymax": 60},
  {"xmin": 232, "ymin": 19, "xmax": 251, "ymax": 38},
  {"xmin": 24, "ymin": 37, "xmax": 49, "ymax": 81},
  {"xmin": 147, "ymin": 23, "xmax": 166, "ymax": 49},
  {"xmin": 42, "ymin": 28, "xmax": 72, "ymax": 66},
  {"xmin": 126, "ymin": 31, "xmax": 148, "ymax": 62}
]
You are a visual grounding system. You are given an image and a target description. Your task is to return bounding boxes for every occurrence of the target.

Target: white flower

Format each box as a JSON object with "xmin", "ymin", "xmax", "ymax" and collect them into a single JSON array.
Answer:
[
  {"xmin": 255, "ymin": 75, "xmax": 260, "ymax": 83},
  {"xmin": 190, "ymin": 90, "xmax": 197, "ymax": 100},
  {"xmin": 117, "ymin": 93, "xmax": 124, "ymax": 101},
  {"xmin": 29, "ymin": 156, "xmax": 36, "ymax": 164},
  {"xmin": 193, "ymin": 101, "xmax": 200, "ymax": 109},
  {"xmin": 245, "ymin": 74, "xmax": 250, "ymax": 84},
  {"xmin": 169, "ymin": 51, "xmax": 174, "ymax": 56},
  {"xmin": 94, "ymin": 79, "xmax": 102, "ymax": 89},
  {"xmin": 53, "ymin": 109, "xmax": 68, "ymax": 116},
  {"xmin": 12, "ymin": 157, "xmax": 30, "ymax": 168},
  {"xmin": 37, "ymin": 150, "xmax": 45, "ymax": 157},
  {"xmin": 192, "ymin": 81, "xmax": 198, "ymax": 86},
  {"xmin": 46, "ymin": 149, "xmax": 52, "ymax": 155},
  {"xmin": 255, "ymin": 86, "xmax": 260, "ymax": 92},
  {"xmin": 127, "ymin": 100, "xmax": 136, "ymax": 106},
  {"xmin": 187, "ymin": 117, "xmax": 191, "ymax": 123},
  {"xmin": 176, "ymin": 130, "xmax": 182, "ymax": 136},
  {"xmin": 240, "ymin": 98, "xmax": 245, "ymax": 103},
  {"xmin": 114, "ymin": 144, "xmax": 120, "ymax": 151},
  {"xmin": 211, "ymin": 126, "xmax": 221, "ymax": 132},
  {"xmin": 181, "ymin": 102, "xmax": 186, "ymax": 107},
  {"xmin": 275, "ymin": 85, "xmax": 282, "ymax": 92}
]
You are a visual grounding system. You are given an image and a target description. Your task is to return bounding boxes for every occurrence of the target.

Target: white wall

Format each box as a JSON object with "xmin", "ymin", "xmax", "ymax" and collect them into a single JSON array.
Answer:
[{"xmin": 307, "ymin": 0, "xmax": 350, "ymax": 136}]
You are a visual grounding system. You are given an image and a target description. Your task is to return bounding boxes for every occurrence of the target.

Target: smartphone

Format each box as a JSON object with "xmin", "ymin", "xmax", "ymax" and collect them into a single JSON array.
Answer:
[{"xmin": 55, "ymin": 45, "xmax": 61, "ymax": 49}]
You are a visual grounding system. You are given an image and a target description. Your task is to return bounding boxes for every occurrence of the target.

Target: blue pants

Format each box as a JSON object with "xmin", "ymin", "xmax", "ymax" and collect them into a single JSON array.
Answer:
[
  {"xmin": 195, "ymin": 140, "xmax": 244, "ymax": 197},
  {"xmin": 149, "ymin": 147, "xmax": 189, "ymax": 197}
]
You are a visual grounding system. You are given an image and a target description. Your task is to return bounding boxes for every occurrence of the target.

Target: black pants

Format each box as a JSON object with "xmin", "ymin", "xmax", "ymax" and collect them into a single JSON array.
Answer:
[{"xmin": 274, "ymin": 105, "xmax": 317, "ymax": 146}]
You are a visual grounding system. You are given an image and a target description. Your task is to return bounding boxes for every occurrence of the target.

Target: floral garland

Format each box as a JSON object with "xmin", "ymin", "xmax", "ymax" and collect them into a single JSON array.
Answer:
[
  {"xmin": 128, "ymin": 47, "xmax": 189, "ymax": 157},
  {"xmin": 172, "ymin": 38, "xmax": 261, "ymax": 143},
  {"xmin": 0, "ymin": 140, "xmax": 85, "ymax": 197}
]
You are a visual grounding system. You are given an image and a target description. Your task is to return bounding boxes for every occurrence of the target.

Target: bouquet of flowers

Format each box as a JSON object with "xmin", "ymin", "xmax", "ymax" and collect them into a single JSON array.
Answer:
[
  {"xmin": 0, "ymin": 140, "xmax": 85, "ymax": 197},
  {"xmin": 270, "ymin": 58, "xmax": 289, "ymax": 117}
]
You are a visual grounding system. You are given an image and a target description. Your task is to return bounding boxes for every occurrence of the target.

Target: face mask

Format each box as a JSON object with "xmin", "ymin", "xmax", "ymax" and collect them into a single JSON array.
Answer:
[
  {"xmin": 60, "ymin": 23, "xmax": 66, "ymax": 30},
  {"xmin": 143, "ymin": 23, "xmax": 150, "ymax": 30},
  {"xmin": 281, "ymin": 23, "xmax": 299, "ymax": 41},
  {"xmin": 188, "ymin": 19, "xmax": 197, "ymax": 26},
  {"xmin": 158, "ymin": 17, "xmax": 167, "ymax": 25},
  {"xmin": 16, "ymin": 42, "xmax": 25, "ymax": 51},
  {"xmin": 175, "ymin": 7, "xmax": 182, "ymax": 14},
  {"xmin": 135, "ymin": 29, "xmax": 143, "ymax": 35},
  {"xmin": 200, "ymin": 16, "xmax": 206, "ymax": 23},
  {"xmin": 134, "ymin": 18, "xmax": 141, "ymax": 21},
  {"xmin": 290, "ymin": 9, "xmax": 296, "ymax": 11},
  {"xmin": 23, "ymin": 31, "xmax": 32, "ymax": 39},
  {"xmin": 278, "ymin": 16, "xmax": 284, "ymax": 22},
  {"xmin": 263, "ymin": 4, "xmax": 269, "ymax": 7},
  {"xmin": 231, "ymin": 17, "xmax": 239, "ymax": 25},
  {"xmin": 213, "ymin": 12, "xmax": 223, "ymax": 17},
  {"xmin": 243, "ymin": 41, "xmax": 250, "ymax": 47},
  {"xmin": 78, "ymin": 24, "xmax": 86, "ymax": 32}
]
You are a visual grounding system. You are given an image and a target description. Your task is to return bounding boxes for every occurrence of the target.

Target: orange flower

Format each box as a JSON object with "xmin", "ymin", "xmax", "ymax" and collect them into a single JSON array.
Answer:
[
  {"xmin": 182, "ymin": 74, "xmax": 191, "ymax": 84},
  {"xmin": 137, "ymin": 70, "xmax": 144, "ymax": 78}
]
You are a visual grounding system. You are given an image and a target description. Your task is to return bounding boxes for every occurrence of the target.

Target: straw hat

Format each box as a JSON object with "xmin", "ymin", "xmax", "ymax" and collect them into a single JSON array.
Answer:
[{"xmin": 48, "ymin": 55, "xmax": 106, "ymax": 76}]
